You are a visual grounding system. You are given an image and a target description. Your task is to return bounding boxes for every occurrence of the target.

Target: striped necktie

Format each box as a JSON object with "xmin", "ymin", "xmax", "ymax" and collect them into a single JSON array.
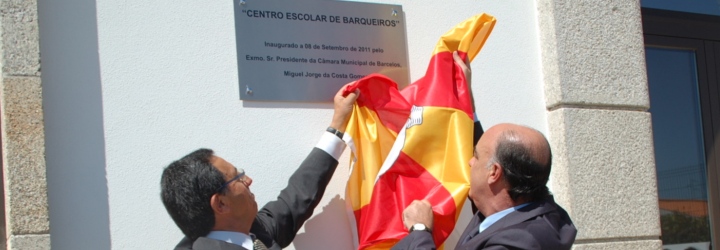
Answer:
[{"xmin": 253, "ymin": 238, "xmax": 268, "ymax": 250}]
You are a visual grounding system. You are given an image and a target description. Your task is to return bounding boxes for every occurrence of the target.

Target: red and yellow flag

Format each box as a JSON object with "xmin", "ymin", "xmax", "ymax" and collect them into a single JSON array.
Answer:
[{"xmin": 343, "ymin": 14, "xmax": 496, "ymax": 249}]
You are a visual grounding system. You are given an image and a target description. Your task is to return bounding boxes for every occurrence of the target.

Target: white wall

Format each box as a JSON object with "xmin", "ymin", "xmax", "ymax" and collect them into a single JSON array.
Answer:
[{"xmin": 42, "ymin": 0, "xmax": 546, "ymax": 249}]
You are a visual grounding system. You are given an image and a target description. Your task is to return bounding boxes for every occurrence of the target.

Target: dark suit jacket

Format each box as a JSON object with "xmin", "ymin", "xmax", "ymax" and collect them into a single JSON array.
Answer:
[
  {"xmin": 392, "ymin": 197, "xmax": 577, "ymax": 250},
  {"xmin": 174, "ymin": 147, "xmax": 339, "ymax": 250}
]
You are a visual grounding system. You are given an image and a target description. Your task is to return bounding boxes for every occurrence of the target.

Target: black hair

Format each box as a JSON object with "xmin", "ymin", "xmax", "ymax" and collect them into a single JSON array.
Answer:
[
  {"xmin": 494, "ymin": 131, "xmax": 552, "ymax": 202},
  {"xmin": 160, "ymin": 148, "xmax": 225, "ymax": 241}
]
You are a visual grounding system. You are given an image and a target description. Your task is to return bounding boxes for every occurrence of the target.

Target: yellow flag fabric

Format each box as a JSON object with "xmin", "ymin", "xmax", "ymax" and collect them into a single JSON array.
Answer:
[{"xmin": 343, "ymin": 14, "xmax": 496, "ymax": 250}]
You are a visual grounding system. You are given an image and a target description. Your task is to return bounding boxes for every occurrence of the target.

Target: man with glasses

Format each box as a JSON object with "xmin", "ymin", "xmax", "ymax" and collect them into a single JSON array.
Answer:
[{"xmin": 161, "ymin": 84, "xmax": 359, "ymax": 250}]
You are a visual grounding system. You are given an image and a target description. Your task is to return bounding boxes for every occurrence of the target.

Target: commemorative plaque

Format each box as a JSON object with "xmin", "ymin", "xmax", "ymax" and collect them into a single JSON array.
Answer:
[{"xmin": 234, "ymin": 0, "xmax": 409, "ymax": 102}]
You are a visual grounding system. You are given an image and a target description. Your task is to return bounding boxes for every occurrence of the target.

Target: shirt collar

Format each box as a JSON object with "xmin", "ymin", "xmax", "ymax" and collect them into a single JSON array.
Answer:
[
  {"xmin": 479, "ymin": 203, "xmax": 532, "ymax": 233},
  {"xmin": 206, "ymin": 231, "xmax": 254, "ymax": 250}
]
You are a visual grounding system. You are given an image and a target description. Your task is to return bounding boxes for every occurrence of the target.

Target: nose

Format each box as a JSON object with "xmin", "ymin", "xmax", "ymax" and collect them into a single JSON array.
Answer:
[
  {"xmin": 468, "ymin": 157, "xmax": 474, "ymax": 168},
  {"xmin": 244, "ymin": 175, "xmax": 253, "ymax": 187}
]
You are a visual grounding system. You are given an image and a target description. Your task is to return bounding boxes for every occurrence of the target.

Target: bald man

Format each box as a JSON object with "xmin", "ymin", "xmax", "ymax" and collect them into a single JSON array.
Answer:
[{"xmin": 392, "ymin": 123, "xmax": 577, "ymax": 250}]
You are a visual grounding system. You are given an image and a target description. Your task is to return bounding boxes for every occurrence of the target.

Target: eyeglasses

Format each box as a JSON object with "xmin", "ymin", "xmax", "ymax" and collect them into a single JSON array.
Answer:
[{"xmin": 216, "ymin": 168, "xmax": 247, "ymax": 193}]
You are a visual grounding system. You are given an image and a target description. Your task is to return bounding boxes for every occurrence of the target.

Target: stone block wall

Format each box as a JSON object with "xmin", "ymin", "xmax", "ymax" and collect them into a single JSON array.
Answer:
[
  {"xmin": 537, "ymin": 0, "xmax": 662, "ymax": 248},
  {"xmin": 0, "ymin": 0, "xmax": 51, "ymax": 249}
]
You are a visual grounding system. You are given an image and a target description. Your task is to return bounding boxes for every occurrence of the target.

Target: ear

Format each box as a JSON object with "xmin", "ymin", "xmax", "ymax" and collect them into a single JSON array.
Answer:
[
  {"xmin": 487, "ymin": 162, "xmax": 503, "ymax": 184},
  {"xmin": 210, "ymin": 193, "xmax": 227, "ymax": 215}
]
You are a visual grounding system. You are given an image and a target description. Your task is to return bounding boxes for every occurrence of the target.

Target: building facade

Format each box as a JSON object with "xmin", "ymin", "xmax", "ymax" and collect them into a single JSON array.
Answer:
[{"xmin": 0, "ymin": 0, "xmax": 716, "ymax": 249}]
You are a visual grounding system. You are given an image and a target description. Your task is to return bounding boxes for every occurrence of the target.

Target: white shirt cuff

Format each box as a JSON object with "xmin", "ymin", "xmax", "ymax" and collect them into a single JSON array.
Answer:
[{"xmin": 315, "ymin": 132, "xmax": 346, "ymax": 161}]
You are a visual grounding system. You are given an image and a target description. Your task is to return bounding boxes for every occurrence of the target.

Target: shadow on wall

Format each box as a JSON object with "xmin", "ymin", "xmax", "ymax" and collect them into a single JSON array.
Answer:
[
  {"xmin": 293, "ymin": 195, "xmax": 355, "ymax": 249},
  {"xmin": 38, "ymin": 0, "xmax": 112, "ymax": 249}
]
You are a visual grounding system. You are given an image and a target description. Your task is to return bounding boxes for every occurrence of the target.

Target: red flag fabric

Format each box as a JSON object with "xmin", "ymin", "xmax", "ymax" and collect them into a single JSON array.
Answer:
[{"xmin": 344, "ymin": 14, "xmax": 496, "ymax": 249}]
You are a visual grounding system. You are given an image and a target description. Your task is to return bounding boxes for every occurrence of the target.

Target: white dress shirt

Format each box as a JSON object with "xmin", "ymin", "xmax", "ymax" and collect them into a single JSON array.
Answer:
[
  {"xmin": 206, "ymin": 231, "xmax": 254, "ymax": 249},
  {"xmin": 478, "ymin": 203, "xmax": 531, "ymax": 233}
]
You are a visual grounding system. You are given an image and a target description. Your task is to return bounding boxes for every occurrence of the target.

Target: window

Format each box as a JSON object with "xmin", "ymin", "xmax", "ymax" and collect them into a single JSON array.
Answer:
[
  {"xmin": 642, "ymin": 0, "xmax": 720, "ymax": 17},
  {"xmin": 643, "ymin": 8, "xmax": 720, "ymax": 250}
]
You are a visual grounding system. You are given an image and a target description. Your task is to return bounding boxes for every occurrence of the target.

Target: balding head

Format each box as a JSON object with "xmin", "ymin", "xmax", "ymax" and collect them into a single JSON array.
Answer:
[
  {"xmin": 471, "ymin": 123, "xmax": 552, "ymax": 201},
  {"xmin": 486, "ymin": 123, "xmax": 552, "ymax": 201},
  {"xmin": 494, "ymin": 124, "xmax": 551, "ymax": 167}
]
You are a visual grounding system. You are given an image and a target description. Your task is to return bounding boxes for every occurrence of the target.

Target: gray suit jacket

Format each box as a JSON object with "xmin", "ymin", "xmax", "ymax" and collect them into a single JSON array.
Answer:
[
  {"xmin": 392, "ymin": 197, "xmax": 577, "ymax": 250},
  {"xmin": 174, "ymin": 147, "xmax": 339, "ymax": 250},
  {"xmin": 183, "ymin": 237, "xmax": 248, "ymax": 250}
]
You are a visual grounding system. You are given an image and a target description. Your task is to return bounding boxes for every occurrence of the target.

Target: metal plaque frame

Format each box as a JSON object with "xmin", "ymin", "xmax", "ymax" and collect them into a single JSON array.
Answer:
[{"xmin": 234, "ymin": 0, "xmax": 409, "ymax": 102}]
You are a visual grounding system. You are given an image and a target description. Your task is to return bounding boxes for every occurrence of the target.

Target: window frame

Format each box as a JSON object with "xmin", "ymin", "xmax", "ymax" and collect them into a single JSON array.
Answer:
[{"xmin": 643, "ymin": 8, "xmax": 720, "ymax": 247}]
